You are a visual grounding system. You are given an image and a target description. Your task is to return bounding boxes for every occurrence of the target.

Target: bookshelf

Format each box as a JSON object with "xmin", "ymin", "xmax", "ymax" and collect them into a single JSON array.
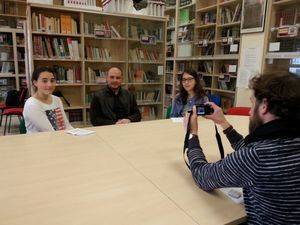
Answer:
[
  {"xmin": 263, "ymin": 0, "xmax": 300, "ymax": 77},
  {"xmin": 27, "ymin": 3, "xmax": 166, "ymax": 125},
  {"xmin": 165, "ymin": 0, "xmax": 242, "ymax": 114},
  {"xmin": 0, "ymin": 0, "xmax": 27, "ymax": 102}
]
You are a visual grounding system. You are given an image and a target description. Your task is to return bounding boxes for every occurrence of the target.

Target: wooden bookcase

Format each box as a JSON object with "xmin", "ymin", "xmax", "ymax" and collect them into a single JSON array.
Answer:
[
  {"xmin": 27, "ymin": 3, "xmax": 167, "ymax": 126},
  {"xmin": 263, "ymin": 0, "xmax": 300, "ymax": 76},
  {"xmin": 165, "ymin": 0, "xmax": 242, "ymax": 114},
  {"xmin": 0, "ymin": 0, "xmax": 27, "ymax": 102}
]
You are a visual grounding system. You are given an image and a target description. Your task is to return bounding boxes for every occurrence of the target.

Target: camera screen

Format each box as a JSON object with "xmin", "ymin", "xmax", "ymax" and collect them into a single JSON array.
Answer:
[{"xmin": 197, "ymin": 106, "xmax": 205, "ymax": 115}]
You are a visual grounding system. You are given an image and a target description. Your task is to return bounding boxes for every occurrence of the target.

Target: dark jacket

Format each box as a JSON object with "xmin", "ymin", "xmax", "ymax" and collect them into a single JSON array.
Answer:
[
  {"xmin": 187, "ymin": 119, "xmax": 300, "ymax": 225},
  {"xmin": 90, "ymin": 86, "xmax": 141, "ymax": 126}
]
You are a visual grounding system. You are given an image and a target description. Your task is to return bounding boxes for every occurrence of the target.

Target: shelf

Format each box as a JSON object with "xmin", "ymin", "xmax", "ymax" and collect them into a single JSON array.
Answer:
[
  {"xmin": 56, "ymin": 83, "xmax": 83, "ymax": 87},
  {"xmin": 176, "ymin": 54, "xmax": 239, "ymax": 61},
  {"xmin": 219, "ymin": 0, "xmax": 240, "ymax": 6},
  {"xmin": 0, "ymin": 59, "xmax": 14, "ymax": 62},
  {"xmin": 216, "ymin": 38, "xmax": 240, "ymax": 43},
  {"xmin": 0, "ymin": 44, "xmax": 13, "ymax": 47},
  {"xmin": 0, "ymin": 13, "xmax": 26, "ymax": 18},
  {"xmin": 196, "ymin": 4, "xmax": 217, "ymax": 12},
  {"xmin": 165, "ymin": 5, "xmax": 176, "ymax": 11},
  {"xmin": 16, "ymin": 45, "xmax": 25, "ymax": 48},
  {"xmin": 179, "ymin": 2, "xmax": 196, "ymax": 9},
  {"xmin": 218, "ymin": 21, "xmax": 241, "ymax": 28},
  {"xmin": 128, "ymin": 38, "xmax": 164, "ymax": 43},
  {"xmin": 178, "ymin": 22, "xmax": 195, "ymax": 27},
  {"xmin": 33, "ymin": 58, "xmax": 82, "ymax": 61},
  {"xmin": 64, "ymin": 106, "xmax": 85, "ymax": 110},
  {"xmin": 266, "ymin": 52, "xmax": 300, "ymax": 59},
  {"xmin": 210, "ymin": 88, "xmax": 235, "ymax": 94},
  {"xmin": 128, "ymin": 61, "xmax": 164, "ymax": 64},
  {"xmin": 195, "ymin": 23, "xmax": 216, "ymax": 29},
  {"xmin": 166, "ymin": 71, "xmax": 174, "ymax": 74},
  {"xmin": 0, "ymin": 73, "xmax": 15, "ymax": 78},
  {"xmin": 84, "ymin": 35, "xmax": 126, "ymax": 40},
  {"xmin": 214, "ymin": 54, "xmax": 239, "ymax": 60},
  {"xmin": 2, "ymin": 0, "xmax": 26, "ymax": 3},
  {"xmin": 128, "ymin": 83, "xmax": 163, "ymax": 85},
  {"xmin": 166, "ymin": 57, "xmax": 175, "ymax": 61},
  {"xmin": 85, "ymin": 83, "xmax": 106, "ymax": 86},
  {"xmin": 167, "ymin": 26, "xmax": 175, "ymax": 30},
  {"xmin": 0, "ymin": 27, "xmax": 24, "ymax": 33},
  {"xmin": 273, "ymin": 0, "xmax": 299, "ymax": 6},
  {"xmin": 165, "ymin": 82, "xmax": 173, "ymax": 85},
  {"xmin": 32, "ymin": 31, "xmax": 81, "ymax": 37},
  {"xmin": 137, "ymin": 102, "xmax": 162, "ymax": 106},
  {"xmin": 18, "ymin": 74, "xmax": 26, "ymax": 77},
  {"xmin": 85, "ymin": 59, "xmax": 126, "ymax": 63}
]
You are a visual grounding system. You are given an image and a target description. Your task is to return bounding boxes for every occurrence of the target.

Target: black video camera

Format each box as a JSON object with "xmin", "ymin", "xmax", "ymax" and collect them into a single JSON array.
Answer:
[{"xmin": 195, "ymin": 104, "xmax": 214, "ymax": 116}]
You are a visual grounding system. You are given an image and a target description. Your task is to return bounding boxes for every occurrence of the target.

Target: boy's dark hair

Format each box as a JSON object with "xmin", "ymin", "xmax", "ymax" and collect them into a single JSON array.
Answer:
[
  {"xmin": 249, "ymin": 73, "xmax": 300, "ymax": 121},
  {"xmin": 179, "ymin": 69, "xmax": 206, "ymax": 104},
  {"xmin": 31, "ymin": 67, "xmax": 55, "ymax": 91}
]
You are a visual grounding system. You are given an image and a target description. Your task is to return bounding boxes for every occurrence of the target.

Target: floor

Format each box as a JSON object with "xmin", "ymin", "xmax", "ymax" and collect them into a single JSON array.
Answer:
[{"xmin": 0, "ymin": 116, "xmax": 21, "ymax": 136}]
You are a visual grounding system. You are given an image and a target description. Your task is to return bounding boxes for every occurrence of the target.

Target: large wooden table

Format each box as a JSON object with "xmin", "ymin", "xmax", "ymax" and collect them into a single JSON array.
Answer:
[{"xmin": 0, "ymin": 116, "xmax": 249, "ymax": 225}]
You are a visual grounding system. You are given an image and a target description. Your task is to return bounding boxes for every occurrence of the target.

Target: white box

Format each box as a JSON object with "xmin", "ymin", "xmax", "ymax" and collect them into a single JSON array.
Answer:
[{"xmin": 177, "ymin": 43, "xmax": 192, "ymax": 57}]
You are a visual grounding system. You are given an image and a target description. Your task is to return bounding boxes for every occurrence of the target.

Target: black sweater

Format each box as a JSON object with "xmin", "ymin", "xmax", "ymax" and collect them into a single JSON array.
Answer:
[{"xmin": 90, "ymin": 86, "xmax": 141, "ymax": 126}]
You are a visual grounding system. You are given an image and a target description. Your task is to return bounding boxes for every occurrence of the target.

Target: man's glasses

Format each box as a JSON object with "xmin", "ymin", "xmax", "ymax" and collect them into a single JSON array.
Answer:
[{"xmin": 181, "ymin": 77, "xmax": 195, "ymax": 83}]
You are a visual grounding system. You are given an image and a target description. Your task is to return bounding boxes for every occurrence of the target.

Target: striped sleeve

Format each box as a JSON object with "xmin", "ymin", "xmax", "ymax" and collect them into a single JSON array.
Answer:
[
  {"xmin": 225, "ymin": 128, "xmax": 245, "ymax": 151},
  {"xmin": 187, "ymin": 136, "xmax": 260, "ymax": 191}
]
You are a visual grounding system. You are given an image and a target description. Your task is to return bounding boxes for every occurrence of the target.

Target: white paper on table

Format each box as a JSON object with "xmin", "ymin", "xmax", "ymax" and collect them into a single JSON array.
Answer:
[
  {"xmin": 66, "ymin": 128, "xmax": 95, "ymax": 136},
  {"xmin": 171, "ymin": 117, "xmax": 184, "ymax": 123},
  {"xmin": 220, "ymin": 187, "xmax": 244, "ymax": 204}
]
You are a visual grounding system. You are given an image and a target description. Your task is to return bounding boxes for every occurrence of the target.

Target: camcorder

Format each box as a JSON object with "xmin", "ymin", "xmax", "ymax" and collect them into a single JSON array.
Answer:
[{"xmin": 191, "ymin": 104, "xmax": 214, "ymax": 116}]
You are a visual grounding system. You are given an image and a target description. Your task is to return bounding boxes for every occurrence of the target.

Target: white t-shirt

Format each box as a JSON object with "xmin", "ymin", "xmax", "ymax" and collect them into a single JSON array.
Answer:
[{"xmin": 23, "ymin": 95, "xmax": 73, "ymax": 134}]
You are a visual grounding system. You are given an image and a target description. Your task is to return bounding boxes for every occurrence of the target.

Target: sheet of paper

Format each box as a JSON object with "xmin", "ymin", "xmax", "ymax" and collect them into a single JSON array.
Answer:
[
  {"xmin": 220, "ymin": 187, "xmax": 244, "ymax": 204},
  {"xmin": 230, "ymin": 44, "xmax": 238, "ymax": 53},
  {"xmin": 66, "ymin": 128, "xmax": 95, "ymax": 136},
  {"xmin": 269, "ymin": 42, "xmax": 280, "ymax": 52},
  {"xmin": 228, "ymin": 65, "xmax": 237, "ymax": 73},
  {"xmin": 171, "ymin": 117, "xmax": 184, "ymax": 123},
  {"xmin": 158, "ymin": 65, "xmax": 164, "ymax": 75}
]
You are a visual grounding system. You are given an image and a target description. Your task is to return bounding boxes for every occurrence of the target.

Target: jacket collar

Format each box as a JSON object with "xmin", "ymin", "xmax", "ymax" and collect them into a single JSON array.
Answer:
[
  {"xmin": 244, "ymin": 119, "xmax": 300, "ymax": 145},
  {"xmin": 105, "ymin": 85, "xmax": 122, "ymax": 96}
]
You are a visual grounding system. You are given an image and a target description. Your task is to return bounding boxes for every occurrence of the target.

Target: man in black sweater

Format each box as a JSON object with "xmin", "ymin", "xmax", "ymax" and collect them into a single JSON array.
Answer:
[
  {"xmin": 186, "ymin": 73, "xmax": 300, "ymax": 225},
  {"xmin": 90, "ymin": 67, "xmax": 141, "ymax": 126}
]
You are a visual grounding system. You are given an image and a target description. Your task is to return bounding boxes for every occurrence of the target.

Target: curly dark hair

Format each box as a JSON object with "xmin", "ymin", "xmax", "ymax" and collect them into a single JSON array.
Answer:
[
  {"xmin": 249, "ymin": 72, "xmax": 300, "ymax": 121},
  {"xmin": 179, "ymin": 69, "xmax": 206, "ymax": 104}
]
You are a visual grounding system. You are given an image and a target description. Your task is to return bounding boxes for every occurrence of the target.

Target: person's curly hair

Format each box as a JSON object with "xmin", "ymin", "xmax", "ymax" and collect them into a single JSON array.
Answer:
[{"xmin": 249, "ymin": 72, "xmax": 300, "ymax": 121}]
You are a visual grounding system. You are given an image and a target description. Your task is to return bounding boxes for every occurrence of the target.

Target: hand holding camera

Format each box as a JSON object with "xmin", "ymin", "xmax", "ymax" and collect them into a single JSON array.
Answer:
[{"xmin": 204, "ymin": 102, "xmax": 231, "ymax": 130}]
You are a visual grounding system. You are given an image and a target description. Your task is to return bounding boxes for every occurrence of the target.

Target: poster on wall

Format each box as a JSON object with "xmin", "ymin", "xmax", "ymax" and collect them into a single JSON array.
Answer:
[{"xmin": 241, "ymin": 0, "xmax": 267, "ymax": 33}]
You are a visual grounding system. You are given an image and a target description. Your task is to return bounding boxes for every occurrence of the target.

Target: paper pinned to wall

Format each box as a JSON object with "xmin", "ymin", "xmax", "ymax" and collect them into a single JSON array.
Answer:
[
  {"xmin": 237, "ymin": 47, "xmax": 260, "ymax": 88},
  {"xmin": 158, "ymin": 66, "xmax": 164, "ymax": 75}
]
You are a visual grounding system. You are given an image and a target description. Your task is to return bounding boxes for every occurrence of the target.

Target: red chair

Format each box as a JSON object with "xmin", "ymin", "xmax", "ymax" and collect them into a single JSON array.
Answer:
[
  {"xmin": 3, "ymin": 108, "xmax": 23, "ymax": 135},
  {"xmin": 2, "ymin": 88, "xmax": 27, "ymax": 135},
  {"xmin": 227, "ymin": 107, "xmax": 250, "ymax": 116}
]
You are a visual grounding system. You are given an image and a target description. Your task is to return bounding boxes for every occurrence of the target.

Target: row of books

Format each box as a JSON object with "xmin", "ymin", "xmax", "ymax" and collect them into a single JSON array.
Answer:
[
  {"xmin": 33, "ymin": 36, "xmax": 81, "ymax": 59},
  {"xmin": 275, "ymin": 8, "xmax": 298, "ymax": 27},
  {"xmin": 0, "ymin": 62, "xmax": 13, "ymax": 73},
  {"xmin": 0, "ymin": 33, "xmax": 12, "ymax": 45},
  {"xmin": 134, "ymin": 90, "xmax": 161, "ymax": 102},
  {"xmin": 221, "ymin": 27, "xmax": 240, "ymax": 39},
  {"xmin": 66, "ymin": 109, "xmax": 83, "ymax": 123},
  {"xmin": 86, "ymin": 67, "xmax": 107, "ymax": 84},
  {"xmin": 31, "ymin": 13, "xmax": 78, "ymax": 34},
  {"xmin": 200, "ymin": 12, "xmax": 216, "ymax": 25},
  {"xmin": 198, "ymin": 28, "xmax": 215, "ymax": 41},
  {"xmin": 52, "ymin": 65, "xmax": 82, "ymax": 83},
  {"xmin": 219, "ymin": 4, "xmax": 241, "ymax": 25},
  {"xmin": 0, "ymin": 1, "xmax": 24, "ymax": 16},
  {"xmin": 128, "ymin": 24, "xmax": 163, "ymax": 41},
  {"xmin": 180, "ymin": 0, "xmax": 192, "ymax": 7},
  {"xmin": 128, "ymin": 69, "xmax": 161, "ymax": 83},
  {"xmin": 84, "ymin": 21, "xmax": 122, "ymax": 38},
  {"xmin": 197, "ymin": 44, "xmax": 214, "ymax": 55},
  {"xmin": 129, "ymin": 48, "xmax": 161, "ymax": 61},
  {"xmin": 85, "ymin": 46, "xmax": 112, "ymax": 61},
  {"xmin": 198, "ymin": 61, "xmax": 213, "ymax": 74},
  {"xmin": 178, "ymin": 26, "xmax": 194, "ymax": 42},
  {"xmin": 139, "ymin": 106, "xmax": 156, "ymax": 120}
]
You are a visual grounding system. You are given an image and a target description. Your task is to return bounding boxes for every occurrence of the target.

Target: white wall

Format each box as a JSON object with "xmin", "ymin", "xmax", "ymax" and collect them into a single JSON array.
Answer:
[{"xmin": 235, "ymin": 32, "xmax": 266, "ymax": 107}]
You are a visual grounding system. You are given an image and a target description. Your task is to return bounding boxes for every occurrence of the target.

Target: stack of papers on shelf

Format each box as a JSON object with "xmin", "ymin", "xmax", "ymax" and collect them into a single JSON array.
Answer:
[{"xmin": 66, "ymin": 128, "xmax": 95, "ymax": 136}]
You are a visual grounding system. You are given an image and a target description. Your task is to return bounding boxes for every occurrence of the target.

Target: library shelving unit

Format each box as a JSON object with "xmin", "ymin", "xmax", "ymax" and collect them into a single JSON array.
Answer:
[
  {"xmin": 263, "ymin": 0, "xmax": 300, "ymax": 76},
  {"xmin": 27, "ymin": 3, "xmax": 166, "ymax": 126},
  {"xmin": 0, "ymin": 0, "xmax": 27, "ymax": 102},
  {"xmin": 165, "ymin": 0, "xmax": 242, "ymax": 113}
]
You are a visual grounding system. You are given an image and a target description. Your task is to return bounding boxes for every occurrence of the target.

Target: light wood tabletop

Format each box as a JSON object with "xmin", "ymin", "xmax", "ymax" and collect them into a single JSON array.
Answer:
[{"xmin": 0, "ymin": 116, "xmax": 249, "ymax": 225}]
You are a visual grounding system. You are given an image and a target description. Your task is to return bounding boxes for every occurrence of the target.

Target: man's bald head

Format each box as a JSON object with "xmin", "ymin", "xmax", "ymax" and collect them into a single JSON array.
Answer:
[{"xmin": 107, "ymin": 67, "xmax": 123, "ymax": 91}]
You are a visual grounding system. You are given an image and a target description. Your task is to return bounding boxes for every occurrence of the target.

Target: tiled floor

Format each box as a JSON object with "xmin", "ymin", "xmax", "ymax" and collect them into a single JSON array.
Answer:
[{"xmin": 0, "ymin": 116, "xmax": 21, "ymax": 136}]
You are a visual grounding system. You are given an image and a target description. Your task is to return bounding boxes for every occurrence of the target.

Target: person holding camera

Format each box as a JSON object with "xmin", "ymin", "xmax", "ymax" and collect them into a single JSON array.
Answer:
[
  {"xmin": 186, "ymin": 73, "xmax": 300, "ymax": 225},
  {"xmin": 171, "ymin": 69, "xmax": 208, "ymax": 117}
]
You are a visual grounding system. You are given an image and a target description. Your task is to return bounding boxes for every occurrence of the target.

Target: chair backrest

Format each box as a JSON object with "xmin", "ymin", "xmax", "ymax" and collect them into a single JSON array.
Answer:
[
  {"xmin": 166, "ymin": 105, "xmax": 172, "ymax": 119},
  {"xmin": 5, "ymin": 88, "xmax": 28, "ymax": 107},
  {"xmin": 227, "ymin": 107, "xmax": 250, "ymax": 116}
]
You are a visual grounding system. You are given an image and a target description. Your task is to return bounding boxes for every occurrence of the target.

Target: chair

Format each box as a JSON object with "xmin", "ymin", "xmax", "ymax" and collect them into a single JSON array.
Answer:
[
  {"xmin": 166, "ymin": 105, "xmax": 172, "ymax": 119},
  {"xmin": 2, "ymin": 88, "xmax": 27, "ymax": 135},
  {"xmin": 0, "ymin": 102, "xmax": 6, "ymax": 126},
  {"xmin": 227, "ymin": 107, "xmax": 250, "ymax": 116}
]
